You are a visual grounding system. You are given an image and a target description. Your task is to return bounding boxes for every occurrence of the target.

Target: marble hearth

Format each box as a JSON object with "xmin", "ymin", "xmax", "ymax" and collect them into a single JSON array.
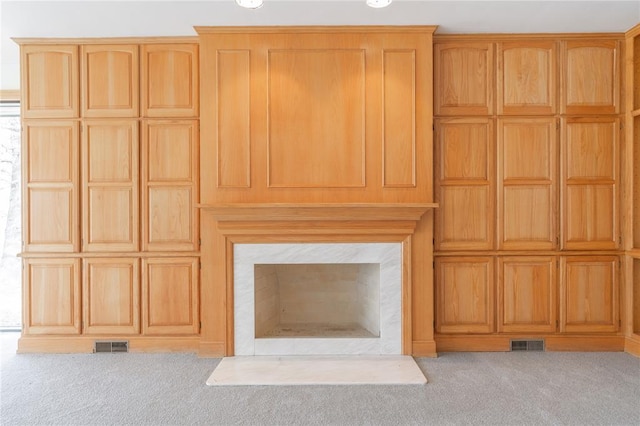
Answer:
[{"xmin": 234, "ymin": 243, "xmax": 402, "ymax": 356}]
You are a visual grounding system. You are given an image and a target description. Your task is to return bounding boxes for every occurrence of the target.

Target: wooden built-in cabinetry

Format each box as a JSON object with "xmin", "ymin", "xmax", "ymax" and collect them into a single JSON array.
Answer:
[
  {"xmin": 18, "ymin": 38, "xmax": 200, "ymax": 352},
  {"xmin": 434, "ymin": 35, "xmax": 625, "ymax": 352}
]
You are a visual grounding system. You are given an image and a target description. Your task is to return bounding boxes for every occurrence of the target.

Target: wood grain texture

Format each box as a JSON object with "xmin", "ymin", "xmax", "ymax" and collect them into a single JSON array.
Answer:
[
  {"xmin": 16, "ymin": 336, "xmax": 200, "ymax": 354},
  {"xmin": 82, "ymin": 44, "xmax": 139, "ymax": 117},
  {"xmin": 141, "ymin": 43, "xmax": 198, "ymax": 117},
  {"xmin": 21, "ymin": 44, "xmax": 79, "ymax": 118}
]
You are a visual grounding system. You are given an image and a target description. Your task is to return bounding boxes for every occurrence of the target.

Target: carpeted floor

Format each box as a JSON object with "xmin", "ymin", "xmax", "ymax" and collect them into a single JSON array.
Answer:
[{"xmin": 1, "ymin": 331, "xmax": 639, "ymax": 425}]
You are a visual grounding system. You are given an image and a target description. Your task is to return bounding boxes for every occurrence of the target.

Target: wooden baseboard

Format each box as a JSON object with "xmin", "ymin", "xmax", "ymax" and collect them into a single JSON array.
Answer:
[
  {"xmin": 17, "ymin": 336, "xmax": 200, "ymax": 354},
  {"xmin": 625, "ymin": 335, "xmax": 640, "ymax": 357},
  {"xmin": 435, "ymin": 334, "xmax": 625, "ymax": 352},
  {"xmin": 412, "ymin": 340, "xmax": 437, "ymax": 357},
  {"xmin": 198, "ymin": 341, "xmax": 225, "ymax": 357}
]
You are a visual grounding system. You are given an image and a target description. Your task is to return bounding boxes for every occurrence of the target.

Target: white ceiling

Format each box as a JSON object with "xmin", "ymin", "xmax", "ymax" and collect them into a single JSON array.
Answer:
[{"xmin": 1, "ymin": 1, "xmax": 639, "ymax": 89}]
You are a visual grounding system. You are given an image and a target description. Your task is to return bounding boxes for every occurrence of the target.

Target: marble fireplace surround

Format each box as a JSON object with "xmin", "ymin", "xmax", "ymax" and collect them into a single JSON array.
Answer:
[{"xmin": 199, "ymin": 203, "xmax": 438, "ymax": 357}]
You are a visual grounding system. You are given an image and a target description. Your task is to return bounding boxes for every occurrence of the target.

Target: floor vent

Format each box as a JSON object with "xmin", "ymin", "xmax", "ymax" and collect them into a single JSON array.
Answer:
[
  {"xmin": 510, "ymin": 339, "xmax": 544, "ymax": 351},
  {"xmin": 94, "ymin": 341, "xmax": 129, "ymax": 353}
]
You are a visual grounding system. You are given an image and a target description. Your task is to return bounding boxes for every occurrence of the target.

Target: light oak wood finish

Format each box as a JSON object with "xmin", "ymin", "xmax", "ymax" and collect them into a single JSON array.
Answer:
[
  {"xmin": 497, "ymin": 41, "xmax": 557, "ymax": 115},
  {"xmin": 435, "ymin": 42, "xmax": 494, "ymax": 116},
  {"xmin": 20, "ymin": 45, "xmax": 79, "ymax": 118},
  {"xmin": 560, "ymin": 256, "xmax": 619, "ymax": 333},
  {"xmin": 635, "ymin": 258, "xmax": 640, "ymax": 334},
  {"xmin": 562, "ymin": 117, "xmax": 619, "ymax": 250},
  {"xmin": 435, "ymin": 257, "xmax": 495, "ymax": 334},
  {"xmin": 435, "ymin": 335, "xmax": 625, "ymax": 352},
  {"xmin": 498, "ymin": 256, "xmax": 556, "ymax": 333},
  {"xmin": 82, "ymin": 44, "xmax": 139, "ymax": 117},
  {"xmin": 142, "ymin": 257, "xmax": 199, "ymax": 335},
  {"xmin": 17, "ymin": 336, "xmax": 200, "ymax": 354},
  {"xmin": 498, "ymin": 117, "xmax": 557, "ymax": 250},
  {"xmin": 22, "ymin": 120, "xmax": 79, "ymax": 253},
  {"xmin": 23, "ymin": 258, "xmax": 81, "ymax": 335},
  {"xmin": 435, "ymin": 118, "xmax": 495, "ymax": 251},
  {"xmin": 141, "ymin": 44, "xmax": 199, "ymax": 117},
  {"xmin": 626, "ymin": 335, "xmax": 640, "ymax": 356},
  {"xmin": 0, "ymin": 90, "xmax": 21, "ymax": 101},
  {"xmin": 562, "ymin": 40, "xmax": 620, "ymax": 115},
  {"xmin": 142, "ymin": 120, "xmax": 199, "ymax": 251},
  {"xmin": 83, "ymin": 258, "xmax": 140, "ymax": 335},
  {"xmin": 82, "ymin": 119, "xmax": 139, "ymax": 252}
]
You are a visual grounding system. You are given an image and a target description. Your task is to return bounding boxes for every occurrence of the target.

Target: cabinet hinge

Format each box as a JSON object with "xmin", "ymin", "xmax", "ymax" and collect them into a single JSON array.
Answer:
[{"xmin": 199, "ymin": 321, "xmax": 202, "ymax": 329}]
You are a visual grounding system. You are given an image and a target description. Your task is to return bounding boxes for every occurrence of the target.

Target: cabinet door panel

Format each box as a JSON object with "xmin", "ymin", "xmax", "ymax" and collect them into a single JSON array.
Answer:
[
  {"xmin": 142, "ymin": 120, "xmax": 199, "ymax": 251},
  {"xmin": 498, "ymin": 118, "xmax": 556, "ymax": 250},
  {"xmin": 141, "ymin": 44, "xmax": 199, "ymax": 117},
  {"xmin": 562, "ymin": 118, "xmax": 619, "ymax": 250},
  {"xmin": 435, "ymin": 118, "xmax": 494, "ymax": 251},
  {"xmin": 498, "ymin": 41, "xmax": 556, "ymax": 115},
  {"xmin": 142, "ymin": 258, "xmax": 199, "ymax": 335},
  {"xmin": 561, "ymin": 256, "xmax": 618, "ymax": 333},
  {"xmin": 83, "ymin": 258, "xmax": 140, "ymax": 335},
  {"xmin": 562, "ymin": 40, "xmax": 620, "ymax": 114},
  {"xmin": 21, "ymin": 45, "xmax": 79, "ymax": 118},
  {"xmin": 82, "ymin": 120, "xmax": 139, "ymax": 252},
  {"xmin": 435, "ymin": 43, "xmax": 494, "ymax": 115},
  {"xmin": 436, "ymin": 257, "xmax": 494, "ymax": 334},
  {"xmin": 23, "ymin": 258, "xmax": 81, "ymax": 335},
  {"xmin": 82, "ymin": 45, "xmax": 139, "ymax": 117},
  {"xmin": 498, "ymin": 256, "xmax": 556, "ymax": 333},
  {"xmin": 22, "ymin": 121, "xmax": 79, "ymax": 252}
]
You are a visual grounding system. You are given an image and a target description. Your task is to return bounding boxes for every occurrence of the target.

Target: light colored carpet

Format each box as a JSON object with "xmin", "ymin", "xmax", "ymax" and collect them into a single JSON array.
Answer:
[
  {"xmin": 2, "ymin": 331, "xmax": 639, "ymax": 425},
  {"xmin": 207, "ymin": 355, "xmax": 427, "ymax": 386}
]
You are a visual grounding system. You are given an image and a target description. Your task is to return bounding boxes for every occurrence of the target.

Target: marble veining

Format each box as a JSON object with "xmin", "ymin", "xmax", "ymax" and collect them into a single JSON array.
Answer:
[{"xmin": 234, "ymin": 243, "xmax": 402, "ymax": 356}]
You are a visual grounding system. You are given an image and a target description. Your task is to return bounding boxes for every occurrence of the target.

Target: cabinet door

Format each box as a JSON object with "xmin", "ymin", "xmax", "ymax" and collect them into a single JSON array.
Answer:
[
  {"xmin": 562, "ymin": 40, "xmax": 620, "ymax": 115},
  {"xmin": 82, "ymin": 44, "xmax": 139, "ymax": 117},
  {"xmin": 436, "ymin": 257, "xmax": 494, "ymax": 334},
  {"xmin": 141, "ymin": 44, "xmax": 199, "ymax": 117},
  {"xmin": 83, "ymin": 258, "xmax": 140, "ymax": 335},
  {"xmin": 498, "ymin": 118, "xmax": 557, "ymax": 250},
  {"xmin": 498, "ymin": 256, "xmax": 556, "ymax": 333},
  {"xmin": 82, "ymin": 119, "xmax": 139, "ymax": 252},
  {"xmin": 142, "ymin": 120, "xmax": 199, "ymax": 251},
  {"xmin": 21, "ymin": 45, "xmax": 79, "ymax": 118},
  {"xmin": 435, "ymin": 42, "xmax": 494, "ymax": 116},
  {"xmin": 142, "ymin": 257, "xmax": 199, "ymax": 335},
  {"xmin": 435, "ymin": 118, "xmax": 494, "ymax": 251},
  {"xmin": 497, "ymin": 41, "xmax": 557, "ymax": 115},
  {"xmin": 562, "ymin": 117, "xmax": 619, "ymax": 250},
  {"xmin": 22, "ymin": 120, "xmax": 79, "ymax": 252},
  {"xmin": 561, "ymin": 256, "xmax": 619, "ymax": 333},
  {"xmin": 23, "ymin": 258, "xmax": 81, "ymax": 335}
]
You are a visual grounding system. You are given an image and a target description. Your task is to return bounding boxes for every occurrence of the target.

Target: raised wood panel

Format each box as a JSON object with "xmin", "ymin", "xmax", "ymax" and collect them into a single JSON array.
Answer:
[
  {"xmin": 82, "ymin": 120, "xmax": 139, "ymax": 252},
  {"xmin": 498, "ymin": 118, "xmax": 556, "ymax": 250},
  {"xmin": 141, "ymin": 44, "xmax": 199, "ymax": 117},
  {"xmin": 142, "ymin": 257, "xmax": 199, "ymax": 335},
  {"xmin": 82, "ymin": 44, "xmax": 139, "ymax": 117},
  {"xmin": 142, "ymin": 120, "xmax": 199, "ymax": 251},
  {"xmin": 562, "ymin": 118, "xmax": 619, "ymax": 250},
  {"xmin": 435, "ymin": 118, "xmax": 494, "ymax": 250},
  {"xmin": 23, "ymin": 258, "xmax": 81, "ymax": 335},
  {"xmin": 561, "ymin": 256, "xmax": 618, "ymax": 333},
  {"xmin": 21, "ymin": 45, "xmax": 79, "ymax": 118},
  {"xmin": 216, "ymin": 50, "xmax": 250, "ymax": 188},
  {"xmin": 267, "ymin": 49, "xmax": 365, "ymax": 188},
  {"xmin": 498, "ymin": 256, "xmax": 556, "ymax": 333},
  {"xmin": 22, "ymin": 121, "xmax": 79, "ymax": 252},
  {"xmin": 436, "ymin": 257, "xmax": 494, "ymax": 334},
  {"xmin": 83, "ymin": 258, "xmax": 140, "ymax": 335},
  {"xmin": 383, "ymin": 49, "xmax": 416, "ymax": 187},
  {"xmin": 497, "ymin": 41, "xmax": 557, "ymax": 115},
  {"xmin": 562, "ymin": 40, "xmax": 620, "ymax": 114},
  {"xmin": 634, "ymin": 259, "xmax": 640, "ymax": 334},
  {"xmin": 634, "ymin": 117, "xmax": 640, "ymax": 247},
  {"xmin": 435, "ymin": 42, "xmax": 494, "ymax": 115}
]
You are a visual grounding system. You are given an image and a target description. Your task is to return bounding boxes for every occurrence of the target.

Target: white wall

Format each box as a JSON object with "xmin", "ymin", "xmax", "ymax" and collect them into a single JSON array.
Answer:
[{"xmin": 1, "ymin": 1, "xmax": 639, "ymax": 90}]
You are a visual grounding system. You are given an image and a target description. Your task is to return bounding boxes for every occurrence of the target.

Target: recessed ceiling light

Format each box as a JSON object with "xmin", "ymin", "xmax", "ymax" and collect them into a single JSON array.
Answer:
[
  {"xmin": 367, "ymin": 0, "xmax": 392, "ymax": 8},
  {"xmin": 236, "ymin": 0, "xmax": 263, "ymax": 9}
]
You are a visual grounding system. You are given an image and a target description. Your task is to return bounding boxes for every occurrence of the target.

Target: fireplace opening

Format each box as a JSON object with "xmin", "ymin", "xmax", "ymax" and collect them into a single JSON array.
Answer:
[{"xmin": 254, "ymin": 263, "xmax": 380, "ymax": 339}]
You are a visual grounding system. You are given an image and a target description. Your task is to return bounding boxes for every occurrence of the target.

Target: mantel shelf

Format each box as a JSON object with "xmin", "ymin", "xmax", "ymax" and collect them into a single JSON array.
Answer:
[{"xmin": 197, "ymin": 203, "xmax": 438, "ymax": 222}]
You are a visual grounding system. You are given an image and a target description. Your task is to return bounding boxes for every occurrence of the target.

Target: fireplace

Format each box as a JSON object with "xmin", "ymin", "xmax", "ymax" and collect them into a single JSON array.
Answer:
[{"xmin": 234, "ymin": 243, "xmax": 402, "ymax": 355}]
